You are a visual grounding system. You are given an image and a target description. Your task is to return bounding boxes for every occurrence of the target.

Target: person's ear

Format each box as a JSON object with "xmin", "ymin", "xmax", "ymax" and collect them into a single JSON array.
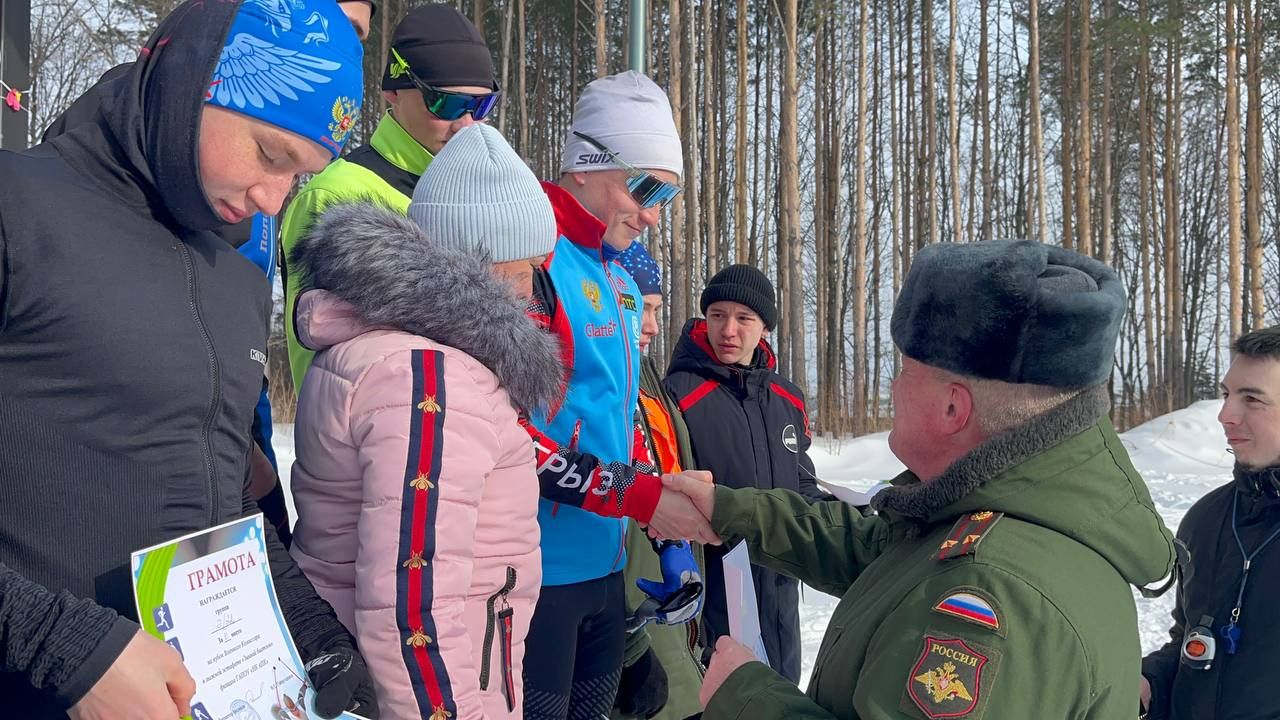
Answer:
[
  {"xmin": 381, "ymin": 90, "xmax": 398, "ymax": 106},
  {"xmin": 942, "ymin": 382, "xmax": 974, "ymax": 435}
]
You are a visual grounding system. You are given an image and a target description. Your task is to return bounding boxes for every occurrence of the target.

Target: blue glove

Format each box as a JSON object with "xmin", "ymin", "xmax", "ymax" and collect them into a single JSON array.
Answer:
[{"xmin": 634, "ymin": 540, "xmax": 703, "ymax": 626}]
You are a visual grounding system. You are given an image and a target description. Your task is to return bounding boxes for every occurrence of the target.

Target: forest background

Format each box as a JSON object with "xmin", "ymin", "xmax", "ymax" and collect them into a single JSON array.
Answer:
[{"xmin": 24, "ymin": 0, "xmax": 1279, "ymax": 433}]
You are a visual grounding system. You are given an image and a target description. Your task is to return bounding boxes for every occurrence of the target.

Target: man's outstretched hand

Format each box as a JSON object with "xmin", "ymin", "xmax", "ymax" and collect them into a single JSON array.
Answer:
[{"xmin": 646, "ymin": 470, "xmax": 719, "ymax": 544}]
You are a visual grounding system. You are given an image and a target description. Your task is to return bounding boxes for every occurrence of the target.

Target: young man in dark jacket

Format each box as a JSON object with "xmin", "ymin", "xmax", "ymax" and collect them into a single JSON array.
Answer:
[
  {"xmin": 1141, "ymin": 325, "xmax": 1280, "ymax": 720},
  {"xmin": 39, "ymin": 0, "xmax": 379, "ymax": 552},
  {"xmin": 0, "ymin": 2, "xmax": 375, "ymax": 717},
  {"xmin": 663, "ymin": 264, "xmax": 827, "ymax": 684}
]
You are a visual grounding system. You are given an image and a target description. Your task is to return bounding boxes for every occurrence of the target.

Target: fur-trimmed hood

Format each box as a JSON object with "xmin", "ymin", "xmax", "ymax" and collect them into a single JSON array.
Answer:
[
  {"xmin": 872, "ymin": 386, "xmax": 1177, "ymax": 588},
  {"xmin": 290, "ymin": 202, "xmax": 562, "ymax": 412}
]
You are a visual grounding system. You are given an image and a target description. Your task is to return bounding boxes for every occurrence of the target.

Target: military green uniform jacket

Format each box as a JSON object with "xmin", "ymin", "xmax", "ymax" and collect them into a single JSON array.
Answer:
[{"xmin": 703, "ymin": 387, "xmax": 1176, "ymax": 720}]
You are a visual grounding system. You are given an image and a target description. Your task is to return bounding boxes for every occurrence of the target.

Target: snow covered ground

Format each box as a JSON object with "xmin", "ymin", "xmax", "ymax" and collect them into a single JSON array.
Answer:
[{"xmin": 272, "ymin": 399, "xmax": 1234, "ymax": 688}]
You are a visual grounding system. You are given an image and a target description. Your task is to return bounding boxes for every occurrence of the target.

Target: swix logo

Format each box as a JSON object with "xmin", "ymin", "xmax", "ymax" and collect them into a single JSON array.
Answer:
[
  {"xmin": 585, "ymin": 321, "xmax": 618, "ymax": 338},
  {"xmin": 577, "ymin": 152, "xmax": 613, "ymax": 166}
]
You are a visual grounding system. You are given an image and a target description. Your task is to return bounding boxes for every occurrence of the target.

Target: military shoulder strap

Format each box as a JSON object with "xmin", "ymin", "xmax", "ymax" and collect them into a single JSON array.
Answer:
[{"xmin": 937, "ymin": 511, "xmax": 1005, "ymax": 561}]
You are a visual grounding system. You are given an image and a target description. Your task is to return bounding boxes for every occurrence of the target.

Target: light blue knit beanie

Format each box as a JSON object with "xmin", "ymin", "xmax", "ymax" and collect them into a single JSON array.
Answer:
[{"xmin": 408, "ymin": 124, "xmax": 557, "ymax": 262}]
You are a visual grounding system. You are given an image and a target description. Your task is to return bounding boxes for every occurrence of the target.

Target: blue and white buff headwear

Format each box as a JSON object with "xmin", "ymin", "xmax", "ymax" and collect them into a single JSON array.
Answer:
[
  {"xmin": 206, "ymin": 0, "xmax": 364, "ymax": 157},
  {"xmin": 616, "ymin": 241, "xmax": 663, "ymax": 296}
]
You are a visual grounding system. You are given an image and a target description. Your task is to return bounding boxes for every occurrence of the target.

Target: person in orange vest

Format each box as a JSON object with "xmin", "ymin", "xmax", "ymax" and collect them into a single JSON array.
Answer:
[{"xmin": 611, "ymin": 241, "xmax": 707, "ymax": 720}]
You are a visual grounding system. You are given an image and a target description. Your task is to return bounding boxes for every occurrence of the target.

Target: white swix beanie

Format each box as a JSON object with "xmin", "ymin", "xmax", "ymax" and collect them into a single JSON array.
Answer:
[{"xmin": 559, "ymin": 71, "xmax": 684, "ymax": 180}]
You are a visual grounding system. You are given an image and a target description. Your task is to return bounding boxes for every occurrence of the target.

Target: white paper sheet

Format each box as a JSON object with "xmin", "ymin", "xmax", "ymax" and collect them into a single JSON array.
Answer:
[
  {"xmin": 817, "ymin": 478, "xmax": 891, "ymax": 507},
  {"xmin": 722, "ymin": 540, "xmax": 770, "ymax": 666}
]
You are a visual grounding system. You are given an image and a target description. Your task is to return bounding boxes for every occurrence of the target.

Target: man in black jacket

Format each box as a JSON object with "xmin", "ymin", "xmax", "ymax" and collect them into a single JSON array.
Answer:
[
  {"xmin": 0, "ymin": 1, "xmax": 375, "ymax": 717},
  {"xmin": 1141, "ymin": 325, "xmax": 1280, "ymax": 720},
  {"xmin": 663, "ymin": 264, "xmax": 827, "ymax": 684}
]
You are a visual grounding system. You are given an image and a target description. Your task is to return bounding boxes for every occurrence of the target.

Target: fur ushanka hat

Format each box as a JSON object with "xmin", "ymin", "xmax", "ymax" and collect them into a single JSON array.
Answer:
[{"xmin": 890, "ymin": 240, "xmax": 1126, "ymax": 389}]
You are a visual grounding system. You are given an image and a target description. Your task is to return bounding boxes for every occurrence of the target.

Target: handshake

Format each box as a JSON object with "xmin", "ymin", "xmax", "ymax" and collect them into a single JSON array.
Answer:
[{"xmin": 645, "ymin": 470, "xmax": 721, "ymax": 546}]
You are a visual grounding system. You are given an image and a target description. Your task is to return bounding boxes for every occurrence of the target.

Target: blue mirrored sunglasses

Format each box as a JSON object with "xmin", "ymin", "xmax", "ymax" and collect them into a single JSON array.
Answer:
[{"xmin": 573, "ymin": 131, "xmax": 682, "ymax": 209}]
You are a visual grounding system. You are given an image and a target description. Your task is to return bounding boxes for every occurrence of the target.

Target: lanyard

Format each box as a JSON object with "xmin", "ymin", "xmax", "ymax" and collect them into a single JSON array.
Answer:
[{"xmin": 1221, "ymin": 489, "xmax": 1280, "ymax": 654}]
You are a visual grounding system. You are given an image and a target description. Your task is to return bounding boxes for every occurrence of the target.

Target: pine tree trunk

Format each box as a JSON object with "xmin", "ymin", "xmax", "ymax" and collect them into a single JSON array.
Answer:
[
  {"xmin": 1028, "ymin": 0, "xmax": 1049, "ymax": 245},
  {"xmin": 923, "ymin": 0, "xmax": 939, "ymax": 246},
  {"xmin": 947, "ymin": 0, "xmax": 962, "ymax": 243},
  {"xmin": 517, "ymin": 0, "xmax": 527, "ymax": 154},
  {"xmin": 814, "ymin": 3, "xmax": 829, "ymax": 431},
  {"xmin": 1226, "ymin": 0, "xmax": 1244, "ymax": 340},
  {"xmin": 735, "ymin": 0, "xmax": 749, "ymax": 264},
  {"xmin": 1060, "ymin": 0, "xmax": 1075, "ymax": 251},
  {"xmin": 1139, "ymin": 0, "xmax": 1156, "ymax": 414},
  {"xmin": 853, "ymin": 0, "xmax": 870, "ymax": 433},
  {"xmin": 595, "ymin": 0, "xmax": 607, "ymax": 78},
  {"xmin": 1163, "ymin": 21, "xmax": 1182, "ymax": 409},
  {"xmin": 498, "ymin": 0, "xmax": 515, "ymax": 136},
  {"xmin": 702, "ymin": 0, "xmax": 718, "ymax": 272},
  {"xmin": 1076, "ymin": 0, "xmax": 1093, "ymax": 257},
  {"xmin": 1244, "ymin": 0, "xmax": 1265, "ymax": 327},
  {"xmin": 979, "ymin": 0, "xmax": 993, "ymax": 242},
  {"xmin": 780, "ymin": 0, "xmax": 803, "ymax": 384},
  {"xmin": 1099, "ymin": 0, "xmax": 1113, "ymax": 264},
  {"xmin": 667, "ymin": 0, "xmax": 687, "ymax": 354},
  {"xmin": 682, "ymin": 0, "xmax": 701, "ymax": 321}
]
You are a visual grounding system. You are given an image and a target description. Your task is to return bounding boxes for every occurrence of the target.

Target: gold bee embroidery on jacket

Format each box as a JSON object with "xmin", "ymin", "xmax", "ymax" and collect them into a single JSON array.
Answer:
[
  {"xmin": 418, "ymin": 395, "xmax": 442, "ymax": 414},
  {"xmin": 406, "ymin": 629, "xmax": 433, "ymax": 648},
  {"xmin": 410, "ymin": 473, "xmax": 434, "ymax": 491},
  {"xmin": 403, "ymin": 552, "xmax": 427, "ymax": 570},
  {"xmin": 430, "ymin": 706, "xmax": 453, "ymax": 720}
]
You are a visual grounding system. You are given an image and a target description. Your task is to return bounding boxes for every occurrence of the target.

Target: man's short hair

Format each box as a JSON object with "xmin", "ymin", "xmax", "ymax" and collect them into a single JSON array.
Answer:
[
  {"xmin": 936, "ymin": 367, "xmax": 1078, "ymax": 436},
  {"xmin": 1233, "ymin": 326, "xmax": 1280, "ymax": 361}
]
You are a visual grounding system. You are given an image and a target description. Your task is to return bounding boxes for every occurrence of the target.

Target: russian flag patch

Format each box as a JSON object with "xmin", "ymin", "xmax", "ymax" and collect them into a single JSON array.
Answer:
[{"xmin": 933, "ymin": 590, "xmax": 1001, "ymax": 631}]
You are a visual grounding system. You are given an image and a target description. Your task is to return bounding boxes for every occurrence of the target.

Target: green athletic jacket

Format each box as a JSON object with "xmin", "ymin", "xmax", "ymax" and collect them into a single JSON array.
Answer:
[
  {"xmin": 281, "ymin": 111, "xmax": 435, "ymax": 390},
  {"xmin": 703, "ymin": 386, "xmax": 1177, "ymax": 720}
]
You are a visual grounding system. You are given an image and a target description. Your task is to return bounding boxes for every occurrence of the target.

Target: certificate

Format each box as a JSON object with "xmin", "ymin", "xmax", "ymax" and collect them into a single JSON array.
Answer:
[
  {"xmin": 132, "ymin": 515, "xmax": 368, "ymax": 720},
  {"xmin": 722, "ymin": 540, "xmax": 770, "ymax": 666}
]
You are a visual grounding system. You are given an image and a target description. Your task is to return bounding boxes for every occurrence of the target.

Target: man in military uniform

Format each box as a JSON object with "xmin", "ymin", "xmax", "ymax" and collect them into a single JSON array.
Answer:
[{"xmin": 662, "ymin": 240, "xmax": 1178, "ymax": 719}]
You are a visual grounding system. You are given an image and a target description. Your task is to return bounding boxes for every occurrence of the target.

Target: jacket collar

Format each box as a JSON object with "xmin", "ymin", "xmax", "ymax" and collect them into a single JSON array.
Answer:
[
  {"xmin": 372, "ymin": 111, "xmax": 436, "ymax": 178},
  {"xmin": 541, "ymin": 181, "xmax": 606, "ymax": 253},
  {"xmin": 668, "ymin": 318, "xmax": 777, "ymax": 390},
  {"xmin": 1233, "ymin": 464, "xmax": 1280, "ymax": 501},
  {"xmin": 873, "ymin": 384, "xmax": 1177, "ymax": 589},
  {"xmin": 874, "ymin": 385, "xmax": 1112, "ymax": 522}
]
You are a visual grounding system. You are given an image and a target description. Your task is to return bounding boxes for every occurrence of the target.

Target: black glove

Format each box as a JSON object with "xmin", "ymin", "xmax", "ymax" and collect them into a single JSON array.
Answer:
[
  {"xmin": 305, "ymin": 636, "xmax": 380, "ymax": 719},
  {"xmin": 615, "ymin": 647, "xmax": 669, "ymax": 719}
]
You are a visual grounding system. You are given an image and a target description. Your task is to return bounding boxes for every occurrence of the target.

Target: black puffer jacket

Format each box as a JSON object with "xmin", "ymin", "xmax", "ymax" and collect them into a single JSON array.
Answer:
[
  {"xmin": 663, "ymin": 319, "xmax": 827, "ymax": 684},
  {"xmin": 0, "ymin": 2, "xmax": 351, "ymax": 713},
  {"xmin": 1142, "ymin": 465, "xmax": 1280, "ymax": 720}
]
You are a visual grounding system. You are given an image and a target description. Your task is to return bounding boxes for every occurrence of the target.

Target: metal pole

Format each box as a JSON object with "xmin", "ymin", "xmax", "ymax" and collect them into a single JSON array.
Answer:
[
  {"xmin": 628, "ymin": 0, "xmax": 645, "ymax": 73},
  {"xmin": 0, "ymin": 0, "xmax": 32, "ymax": 150}
]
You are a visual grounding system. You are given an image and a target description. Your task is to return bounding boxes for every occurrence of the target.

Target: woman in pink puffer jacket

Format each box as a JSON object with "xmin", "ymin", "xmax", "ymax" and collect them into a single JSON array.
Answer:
[{"xmin": 287, "ymin": 125, "xmax": 562, "ymax": 720}]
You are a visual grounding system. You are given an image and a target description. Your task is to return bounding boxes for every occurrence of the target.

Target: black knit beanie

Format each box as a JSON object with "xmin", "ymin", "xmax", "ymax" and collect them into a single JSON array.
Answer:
[
  {"xmin": 700, "ymin": 264, "xmax": 778, "ymax": 330},
  {"xmin": 382, "ymin": 5, "xmax": 496, "ymax": 91}
]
